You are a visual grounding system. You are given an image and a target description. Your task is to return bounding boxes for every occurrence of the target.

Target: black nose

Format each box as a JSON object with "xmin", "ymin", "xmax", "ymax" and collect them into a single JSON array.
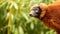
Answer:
[{"xmin": 30, "ymin": 14, "xmax": 32, "ymax": 16}]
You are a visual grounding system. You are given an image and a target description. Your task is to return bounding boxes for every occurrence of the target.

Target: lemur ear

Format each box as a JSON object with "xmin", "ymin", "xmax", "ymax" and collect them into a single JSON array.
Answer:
[
  {"xmin": 39, "ymin": 3, "xmax": 48, "ymax": 10},
  {"xmin": 39, "ymin": 3, "xmax": 48, "ymax": 19}
]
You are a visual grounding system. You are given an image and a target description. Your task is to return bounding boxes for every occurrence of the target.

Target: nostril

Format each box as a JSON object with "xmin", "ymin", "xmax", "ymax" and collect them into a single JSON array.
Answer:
[{"xmin": 30, "ymin": 14, "xmax": 32, "ymax": 16}]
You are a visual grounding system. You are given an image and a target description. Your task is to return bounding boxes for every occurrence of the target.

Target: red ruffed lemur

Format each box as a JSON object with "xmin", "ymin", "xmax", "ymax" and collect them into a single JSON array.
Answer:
[{"xmin": 30, "ymin": 0, "xmax": 60, "ymax": 34}]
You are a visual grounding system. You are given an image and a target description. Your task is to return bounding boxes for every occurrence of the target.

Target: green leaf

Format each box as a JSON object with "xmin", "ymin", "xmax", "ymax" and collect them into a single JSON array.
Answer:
[
  {"xmin": 10, "ymin": 2, "xmax": 18, "ymax": 9},
  {"xmin": 30, "ymin": 23, "xmax": 34, "ymax": 30},
  {"xmin": 21, "ymin": 12, "xmax": 29, "ymax": 21},
  {"xmin": 19, "ymin": 26, "xmax": 24, "ymax": 34}
]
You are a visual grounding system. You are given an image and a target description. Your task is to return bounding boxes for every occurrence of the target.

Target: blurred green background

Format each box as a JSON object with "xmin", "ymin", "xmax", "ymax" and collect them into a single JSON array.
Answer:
[{"xmin": 0, "ymin": 0, "xmax": 56, "ymax": 34}]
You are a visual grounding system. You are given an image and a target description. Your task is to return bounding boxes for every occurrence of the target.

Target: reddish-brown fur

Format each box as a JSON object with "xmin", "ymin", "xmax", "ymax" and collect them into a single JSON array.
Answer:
[{"xmin": 39, "ymin": 1, "xmax": 60, "ymax": 34}]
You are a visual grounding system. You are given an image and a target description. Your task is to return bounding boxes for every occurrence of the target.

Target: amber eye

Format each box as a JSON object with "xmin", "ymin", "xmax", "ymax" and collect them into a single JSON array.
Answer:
[{"xmin": 36, "ymin": 10, "xmax": 38, "ymax": 12}]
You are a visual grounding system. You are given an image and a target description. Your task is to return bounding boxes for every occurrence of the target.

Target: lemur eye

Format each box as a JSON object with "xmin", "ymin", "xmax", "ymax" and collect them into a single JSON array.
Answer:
[{"xmin": 36, "ymin": 10, "xmax": 38, "ymax": 12}]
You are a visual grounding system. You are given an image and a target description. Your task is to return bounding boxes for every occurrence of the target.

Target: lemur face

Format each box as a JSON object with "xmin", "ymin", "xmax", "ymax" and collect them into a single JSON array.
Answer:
[{"xmin": 30, "ymin": 5, "xmax": 42, "ymax": 18}]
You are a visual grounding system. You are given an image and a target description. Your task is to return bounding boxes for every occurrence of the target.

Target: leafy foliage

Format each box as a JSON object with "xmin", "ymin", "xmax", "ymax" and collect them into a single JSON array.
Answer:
[{"xmin": 0, "ymin": 0, "xmax": 56, "ymax": 34}]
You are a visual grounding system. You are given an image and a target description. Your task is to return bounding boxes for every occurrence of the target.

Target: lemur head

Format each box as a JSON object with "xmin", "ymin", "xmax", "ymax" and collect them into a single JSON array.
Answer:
[
  {"xmin": 30, "ymin": 5, "xmax": 42, "ymax": 18},
  {"xmin": 30, "ymin": 3, "xmax": 47, "ymax": 19}
]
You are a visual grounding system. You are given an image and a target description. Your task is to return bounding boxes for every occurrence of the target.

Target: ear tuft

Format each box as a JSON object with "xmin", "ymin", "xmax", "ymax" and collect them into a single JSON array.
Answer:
[{"xmin": 40, "ymin": 3, "xmax": 48, "ymax": 10}]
